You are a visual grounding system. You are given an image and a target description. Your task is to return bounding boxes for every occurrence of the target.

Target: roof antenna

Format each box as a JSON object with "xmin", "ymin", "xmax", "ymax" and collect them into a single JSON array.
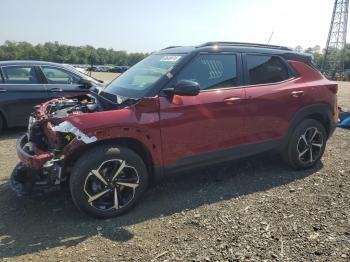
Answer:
[{"xmin": 267, "ymin": 31, "xmax": 274, "ymax": 45}]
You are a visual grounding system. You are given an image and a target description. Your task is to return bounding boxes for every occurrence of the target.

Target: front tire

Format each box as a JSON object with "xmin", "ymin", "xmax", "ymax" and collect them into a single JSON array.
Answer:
[
  {"xmin": 70, "ymin": 145, "xmax": 148, "ymax": 218},
  {"xmin": 284, "ymin": 119, "xmax": 327, "ymax": 169}
]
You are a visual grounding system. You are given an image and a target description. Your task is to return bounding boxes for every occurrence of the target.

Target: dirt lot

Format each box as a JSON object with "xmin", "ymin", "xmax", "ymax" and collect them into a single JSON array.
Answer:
[
  {"xmin": 0, "ymin": 83, "xmax": 349, "ymax": 261},
  {"xmin": 89, "ymin": 72, "xmax": 119, "ymax": 82}
]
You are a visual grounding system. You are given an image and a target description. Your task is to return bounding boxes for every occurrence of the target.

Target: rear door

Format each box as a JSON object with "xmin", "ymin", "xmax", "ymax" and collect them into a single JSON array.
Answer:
[
  {"xmin": 159, "ymin": 53, "xmax": 247, "ymax": 167},
  {"xmin": 243, "ymin": 54, "xmax": 302, "ymax": 144},
  {"xmin": 39, "ymin": 65, "xmax": 87, "ymax": 98},
  {"xmin": 0, "ymin": 65, "xmax": 49, "ymax": 127}
]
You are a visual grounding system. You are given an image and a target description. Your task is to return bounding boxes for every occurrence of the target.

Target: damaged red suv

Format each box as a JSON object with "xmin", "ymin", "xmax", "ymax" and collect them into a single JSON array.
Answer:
[{"xmin": 11, "ymin": 42, "xmax": 338, "ymax": 218}]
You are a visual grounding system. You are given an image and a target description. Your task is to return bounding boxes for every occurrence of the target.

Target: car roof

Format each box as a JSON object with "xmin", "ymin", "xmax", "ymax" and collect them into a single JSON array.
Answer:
[
  {"xmin": 156, "ymin": 42, "xmax": 313, "ymax": 65},
  {"xmin": 0, "ymin": 60, "xmax": 68, "ymax": 67},
  {"xmin": 157, "ymin": 46, "xmax": 196, "ymax": 54}
]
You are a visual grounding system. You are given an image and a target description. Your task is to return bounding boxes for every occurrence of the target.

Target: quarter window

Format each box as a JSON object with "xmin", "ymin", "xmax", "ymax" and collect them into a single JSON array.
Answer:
[
  {"xmin": 41, "ymin": 66, "xmax": 80, "ymax": 84},
  {"xmin": 176, "ymin": 54, "xmax": 238, "ymax": 90},
  {"xmin": 1, "ymin": 66, "xmax": 39, "ymax": 84},
  {"xmin": 246, "ymin": 55, "xmax": 290, "ymax": 85}
]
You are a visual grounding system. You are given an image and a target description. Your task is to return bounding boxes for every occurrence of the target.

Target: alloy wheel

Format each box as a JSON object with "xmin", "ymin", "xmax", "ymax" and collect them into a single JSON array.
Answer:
[
  {"xmin": 83, "ymin": 159, "xmax": 139, "ymax": 211},
  {"xmin": 296, "ymin": 127, "xmax": 324, "ymax": 164}
]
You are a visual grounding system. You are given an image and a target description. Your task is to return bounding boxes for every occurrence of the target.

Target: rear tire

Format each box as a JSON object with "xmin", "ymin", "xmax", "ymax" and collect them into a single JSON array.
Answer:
[
  {"xmin": 70, "ymin": 145, "xmax": 148, "ymax": 218},
  {"xmin": 283, "ymin": 119, "xmax": 327, "ymax": 169}
]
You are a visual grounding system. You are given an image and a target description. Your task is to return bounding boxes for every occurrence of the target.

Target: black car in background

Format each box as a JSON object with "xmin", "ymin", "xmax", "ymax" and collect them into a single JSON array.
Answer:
[
  {"xmin": 86, "ymin": 65, "xmax": 112, "ymax": 72},
  {"xmin": 108, "ymin": 66, "xmax": 129, "ymax": 73},
  {"xmin": 0, "ymin": 61, "xmax": 104, "ymax": 132}
]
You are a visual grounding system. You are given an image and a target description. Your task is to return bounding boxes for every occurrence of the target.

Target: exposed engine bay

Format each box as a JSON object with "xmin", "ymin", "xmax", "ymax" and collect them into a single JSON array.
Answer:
[
  {"xmin": 27, "ymin": 94, "xmax": 102, "ymax": 152},
  {"xmin": 28, "ymin": 92, "xmax": 139, "ymax": 151},
  {"xmin": 11, "ymin": 91, "xmax": 142, "ymax": 196},
  {"xmin": 46, "ymin": 96, "xmax": 100, "ymax": 117},
  {"xmin": 44, "ymin": 91, "xmax": 139, "ymax": 117}
]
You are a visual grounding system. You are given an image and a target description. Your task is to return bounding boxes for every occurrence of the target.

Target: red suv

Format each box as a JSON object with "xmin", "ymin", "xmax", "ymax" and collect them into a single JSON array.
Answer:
[{"xmin": 11, "ymin": 42, "xmax": 338, "ymax": 218}]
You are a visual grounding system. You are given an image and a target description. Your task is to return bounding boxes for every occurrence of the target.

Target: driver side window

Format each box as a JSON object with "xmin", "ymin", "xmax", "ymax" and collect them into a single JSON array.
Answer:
[
  {"xmin": 41, "ymin": 66, "xmax": 80, "ymax": 84},
  {"xmin": 175, "ymin": 54, "xmax": 238, "ymax": 90}
]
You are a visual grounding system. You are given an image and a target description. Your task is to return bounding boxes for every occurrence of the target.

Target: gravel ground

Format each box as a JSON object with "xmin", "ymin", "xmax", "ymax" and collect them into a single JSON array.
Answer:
[{"xmin": 0, "ymin": 83, "xmax": 349, "ymax": 261}]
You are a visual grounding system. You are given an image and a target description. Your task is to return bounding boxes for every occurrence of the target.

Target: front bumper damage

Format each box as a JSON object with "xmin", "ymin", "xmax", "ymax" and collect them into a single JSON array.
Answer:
[
  {"xmin": 12, "ymin": 121, "xmax": 97, "ymax": 196},
  {"xmin": 11, "ymin": 134, "xmax": 64, "ymax": 195},
  {"xmin": 16, "ymin": 134, "xmax": 52, "ymax": 169}
]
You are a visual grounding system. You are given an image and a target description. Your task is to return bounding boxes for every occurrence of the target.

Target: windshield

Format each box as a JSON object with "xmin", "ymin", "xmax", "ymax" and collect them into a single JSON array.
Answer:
[{"xmin": 102, "ymin": 54, "xmax": 184, "ymax": 99}]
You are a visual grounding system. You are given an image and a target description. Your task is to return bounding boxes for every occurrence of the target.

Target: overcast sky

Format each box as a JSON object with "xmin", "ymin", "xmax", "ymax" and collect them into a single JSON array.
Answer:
[{"xmin": 0, "ymin": 0, "xmax": 338, "ymax": 52}]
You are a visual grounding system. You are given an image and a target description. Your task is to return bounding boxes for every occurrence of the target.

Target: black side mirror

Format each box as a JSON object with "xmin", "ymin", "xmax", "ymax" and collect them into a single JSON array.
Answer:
[
  {"xmin": 79, "ymin": 79, "xmax": 93, "ymax": 89},
  {"xmin": 164, "ymin": 80, "xmax": 200, "ymax": 96}
]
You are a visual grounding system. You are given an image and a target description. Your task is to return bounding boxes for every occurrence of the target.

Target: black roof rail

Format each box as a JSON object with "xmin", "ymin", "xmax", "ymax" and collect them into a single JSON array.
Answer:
[
  {"xmin": 161, "ymin": 46, "xmax": 182, "ymax": 50},
  {"xmin": 196, "ymin": 42, "xmax": 291, "ymax": 51}
]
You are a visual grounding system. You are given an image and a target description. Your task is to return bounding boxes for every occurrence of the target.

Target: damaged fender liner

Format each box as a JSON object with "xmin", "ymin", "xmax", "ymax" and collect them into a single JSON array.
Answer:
[{"xmin": 52, "ymin": 121, "xmax": 97, "ymax": 144}]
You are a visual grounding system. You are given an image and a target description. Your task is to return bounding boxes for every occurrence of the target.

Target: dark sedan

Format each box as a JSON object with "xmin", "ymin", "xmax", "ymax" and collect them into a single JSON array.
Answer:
[
  {"xmin": 0, "ymin": 61, "xmax": 104, "ymax": 132},
  {"xmin": 108, "ymin": 66, "xmax": 129, "ymax": 73}
]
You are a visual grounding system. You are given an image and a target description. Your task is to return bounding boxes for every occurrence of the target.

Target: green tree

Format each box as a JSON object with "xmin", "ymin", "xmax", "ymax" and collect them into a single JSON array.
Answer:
[
  {"xmin": 294, "ymin": 45, "xmax": 303, "ymax": 53},
  {"xmin": 344, "ymin": 44, "xmax": 350, "ymax": 69},
  {"xmin": 304, "ymin": 45, "xmax": 324, "ymax": 68},
  {"xmin": 0, "ymin": 41, "xmax": 148, "ymax": 66}
]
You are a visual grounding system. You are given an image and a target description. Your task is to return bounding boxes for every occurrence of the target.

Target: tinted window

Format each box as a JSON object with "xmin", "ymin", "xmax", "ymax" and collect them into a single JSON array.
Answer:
[
  {"xmin": 176, "ymin": 54, "xmax": 238, "ymax": 90},
  {"xmin": 247, "ymin": 55, "xmax": 290, "ymax": 85},
  {"xmin": 1, "ymin": 66, "xmax": 39, "ymax": 84},
  {"xmin": 42, "ymin": 66, "xmax": 80, "ymax": 84}
]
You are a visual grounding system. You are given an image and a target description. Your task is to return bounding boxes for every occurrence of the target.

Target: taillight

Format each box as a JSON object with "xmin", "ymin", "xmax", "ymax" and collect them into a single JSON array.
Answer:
[{"xmin": 327, "ymin": 84, "xmax": 338, "ymax": 94}]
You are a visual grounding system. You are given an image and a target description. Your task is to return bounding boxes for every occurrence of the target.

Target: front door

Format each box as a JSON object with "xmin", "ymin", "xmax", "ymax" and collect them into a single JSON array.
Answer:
[
  {"xmin": 159, "ymin": 53, "xmax": 246, "ymax": 168},
  {"xmin": 40, "ymin": 66, "xmax": 87, "ymax": 99}
]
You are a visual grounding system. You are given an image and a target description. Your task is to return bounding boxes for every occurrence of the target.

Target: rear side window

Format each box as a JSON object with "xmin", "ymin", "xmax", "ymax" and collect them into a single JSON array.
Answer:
[
  {"xmin": 246, "ymin": 55, "xmax": 290, "ymax": 85},
  {"xmin": 41, "ymin": 66, "xmax": 80, "ymax": 84},
  {"xmin": 176, "ymin": 54, "xmax": 238, "ymax": 90},
  {"xmin": 1, "ymin": 66, "xmax": 39, "ymax": 84}
]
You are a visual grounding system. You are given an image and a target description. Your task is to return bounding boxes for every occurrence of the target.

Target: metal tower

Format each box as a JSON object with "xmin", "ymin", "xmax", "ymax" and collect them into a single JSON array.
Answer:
[{"xmin": 322, "ymin": 0, "xmax": 349, "ymax": 79}]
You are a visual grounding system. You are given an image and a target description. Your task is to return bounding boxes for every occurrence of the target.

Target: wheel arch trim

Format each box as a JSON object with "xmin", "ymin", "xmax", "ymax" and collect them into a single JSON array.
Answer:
[
  {"xmin": 285, "ymin": 103, "xmax": 335, "ymax": 143},
  {"xmin": 64, "ymin": 137, "xmax": 157, "ymax": 181}
]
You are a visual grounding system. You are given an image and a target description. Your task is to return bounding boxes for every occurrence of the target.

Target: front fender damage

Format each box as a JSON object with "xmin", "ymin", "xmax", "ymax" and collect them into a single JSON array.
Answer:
[
  {"xmin": 12, "ymin": 121, "xmax": 98, "ymax": 195},
  {"xmin": 53, "ymin": 121, "xmax": 97, "ymax": 144}
]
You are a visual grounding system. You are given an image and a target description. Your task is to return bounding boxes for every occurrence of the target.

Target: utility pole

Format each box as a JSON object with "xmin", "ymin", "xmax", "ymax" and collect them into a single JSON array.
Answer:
[
  {"xmin": 89, "ymin": 50, "xmax": 93, "ymax": 77},
  {"xmin": 322, "ymin": 0, "xmax": 349, "ymax": 80}
]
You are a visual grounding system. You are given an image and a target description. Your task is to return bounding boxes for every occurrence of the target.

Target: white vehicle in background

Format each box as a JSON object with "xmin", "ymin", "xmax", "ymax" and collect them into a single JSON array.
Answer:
[
  {"xmin": 65, "ymin": 64, "xmax": 88, "ymax": 74},
  {"xmin": 74, "ymin": 67, "xmax": 88, "ymax": 74},
  {"xmin": 64, "ymin": 64, "xmax": 105, "ymax": 85}
]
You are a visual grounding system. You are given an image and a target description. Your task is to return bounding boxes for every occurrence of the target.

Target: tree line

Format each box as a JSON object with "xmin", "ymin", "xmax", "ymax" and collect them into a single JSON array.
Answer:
[
  {"xmin": 1, "ymin": 41, "xmax": 350, "ymax": 69},
  {"xmin": 294, "ymin": 44, "xmax": 350, "ymax": 70},
  {"xmin": 0, "ymin": 41, "xmax": 148, "ymax": 66}
]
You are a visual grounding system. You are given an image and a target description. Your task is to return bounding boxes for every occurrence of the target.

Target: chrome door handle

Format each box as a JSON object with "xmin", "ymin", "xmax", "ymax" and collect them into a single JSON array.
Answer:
[
  {"xmin": 224, "ymin": 97, "xmax": 241, "ymax": 104},
  {"xmin": 291, "ymin": 91, "xmax": 304, "ymax": 98},
  {"xmin": 0, "ymin": 88, "xmax": 7, "ymax": 93},
  {"xmin": 50, "ymin": 88, "xmax": 63, "ymax": 92}
]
